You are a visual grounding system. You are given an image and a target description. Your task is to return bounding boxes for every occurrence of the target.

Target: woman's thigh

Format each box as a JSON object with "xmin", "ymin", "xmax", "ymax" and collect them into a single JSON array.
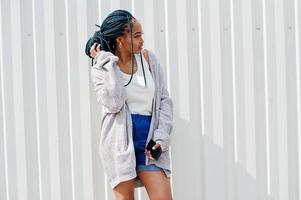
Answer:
[
  {"xmin": 113, "ymin": 179, "xmax": 135, "ymax": 200},
  {"xmin": 137, "ymin": 170, "xmax": 173, "ymax": 200}
]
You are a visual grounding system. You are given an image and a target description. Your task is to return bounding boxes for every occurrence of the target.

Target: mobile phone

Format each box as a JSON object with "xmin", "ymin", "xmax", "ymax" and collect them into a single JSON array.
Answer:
[{"xmin": 146, "ymin": 140, "xmax": 162, "ymax": 160}]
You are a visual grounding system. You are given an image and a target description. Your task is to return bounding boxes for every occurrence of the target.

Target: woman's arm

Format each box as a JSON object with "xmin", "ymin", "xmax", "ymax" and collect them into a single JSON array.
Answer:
[
  {"xmin": 90, "ymin": 50, "xmax": 125, "ymax": 114},
  {"xmin": 152, "ymin": 59, "xmax": 173, "ymax": 152}
]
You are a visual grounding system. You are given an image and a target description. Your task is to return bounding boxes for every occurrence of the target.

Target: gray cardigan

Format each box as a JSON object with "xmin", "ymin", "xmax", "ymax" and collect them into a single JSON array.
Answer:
[{"xmin": 90, "ymin": 50, "xmax": 173, "ymax": 189}]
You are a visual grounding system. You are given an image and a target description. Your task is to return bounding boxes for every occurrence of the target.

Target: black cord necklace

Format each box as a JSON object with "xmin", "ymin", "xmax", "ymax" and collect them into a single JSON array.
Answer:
[
  {"xmin": 123, "ymin": 20, "xmax": 147, "ymax": 88},
  {"xmin": 123, "ymin": 19, "xmax": 134, "ymax": 87},
  {"xmin": 140, "ymin": 52, "xmax": 147, "ymax": 88},
  {"xmin": 123, "ymin": 52, "xmax": 147, "ymax": 88}
]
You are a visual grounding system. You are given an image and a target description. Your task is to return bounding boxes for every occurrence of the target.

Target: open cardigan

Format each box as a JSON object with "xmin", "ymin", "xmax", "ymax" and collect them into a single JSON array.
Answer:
[{"xmin": 90, "ymin": 50, "xmax": 173, "ymax": 189}]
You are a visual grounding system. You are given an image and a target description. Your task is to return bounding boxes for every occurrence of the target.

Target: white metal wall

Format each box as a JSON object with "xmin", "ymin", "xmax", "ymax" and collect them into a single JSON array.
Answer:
[{"xmin": 0, "ymin": 0, "xmax": 300, "ymax": 199}]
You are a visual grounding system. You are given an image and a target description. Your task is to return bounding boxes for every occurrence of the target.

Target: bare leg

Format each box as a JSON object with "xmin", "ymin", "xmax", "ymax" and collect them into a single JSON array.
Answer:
[
  {"xmin": 113, "ymin": 179, "xmax": 135, "ymax": 200},
  {"xmin": 138, "ymin": 170, "xmax": 173, "ymax": 200}
]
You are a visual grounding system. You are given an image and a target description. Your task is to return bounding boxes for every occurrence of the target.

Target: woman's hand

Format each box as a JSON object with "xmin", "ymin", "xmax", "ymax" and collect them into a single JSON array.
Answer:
[
  {"xmin": 89, "ymin": 43, "xmax": 101, "ymax": 59},
  {"xmin": 145, "ymin": 143, "xmax": 161, "ymax": 160}
]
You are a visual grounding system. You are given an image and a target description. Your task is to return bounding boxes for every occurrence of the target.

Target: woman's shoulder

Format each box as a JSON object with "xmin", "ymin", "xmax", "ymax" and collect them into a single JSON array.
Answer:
[
  {"xmin": 142, "ymin": 49, "xmax": 165, "ymax": 83},
  {"xmin": 142, "ymin": 49, "xmax": 160, "ymax": 68},
  {"xmin": 143, "ymin": 49, "xmax": 157, "ymax": 61},
  {"xmin": 142, "ymin": 49, "xmax": 150, "ymax": 64}
]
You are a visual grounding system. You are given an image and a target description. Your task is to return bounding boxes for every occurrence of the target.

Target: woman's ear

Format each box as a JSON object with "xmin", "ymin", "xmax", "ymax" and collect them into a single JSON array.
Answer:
[
  {"xmin": 115, "ymin": 36, "xmax": 123, "ymax": 45},
  {"xmin": 115, "ymin": 36, "xmax": 126, "ymax": 51}
]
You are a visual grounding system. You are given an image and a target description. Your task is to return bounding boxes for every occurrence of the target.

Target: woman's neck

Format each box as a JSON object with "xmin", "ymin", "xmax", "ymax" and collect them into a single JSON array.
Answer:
[{"xmin": 115, "ymin": 50, "xmax": 132, "ymax": 65}]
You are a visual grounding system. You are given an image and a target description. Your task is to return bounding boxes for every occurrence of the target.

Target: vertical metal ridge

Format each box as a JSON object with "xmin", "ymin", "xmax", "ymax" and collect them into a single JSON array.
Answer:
[
  {"xmin": 11, "ymin": 0, "xmax": 28, "ymax": 198},
  {"xmin": 262, "ymin": 0, "xmax": 271, "ymax": 195},
  {"xmin": 44, "ymin": 0, "xmax": 61, "ymax": 198},
  {"xmin": 230, "ymin": 0, "xmax": 238, "ymax": 163},
  {"xmin": 197, "ymin": 0, "xmax": 205, "ymax": 136},
  {"xmin": 131, "ymin": 0, "xmax": 135, "ymax": 16},
  {"xmin": 294, "ymin": 0, "xmax": 301, "ymax": 199},
  {"xmin": 164, "ymin": 0, "xmax": 171, "ymax": 93},
  {"xmin": 64, "ymin": 0, "xmax": 75, "ymax": 199},
  {"xmin": 0, "ymin": 1, "xmax": 9, "ymax": 199},
  {"xmin": 32, "ymin": 0, "xmax": 43, "ymax": 198}
]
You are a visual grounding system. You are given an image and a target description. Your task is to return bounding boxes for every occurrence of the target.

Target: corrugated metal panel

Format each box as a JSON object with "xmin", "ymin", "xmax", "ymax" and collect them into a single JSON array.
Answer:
[{"xmin": 0, "ymin": 0, "xmax": 300, "ymax": 199}]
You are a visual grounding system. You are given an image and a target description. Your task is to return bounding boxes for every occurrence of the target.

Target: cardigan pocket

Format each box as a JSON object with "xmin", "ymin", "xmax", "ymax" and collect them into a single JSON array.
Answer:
[
  {"xmin": 115, "ymin": 123, "xmax": 129, "ymax": 153},
  {"xmin": 115, "ymin": 146, "xmax": 136, "ymax": 172}
]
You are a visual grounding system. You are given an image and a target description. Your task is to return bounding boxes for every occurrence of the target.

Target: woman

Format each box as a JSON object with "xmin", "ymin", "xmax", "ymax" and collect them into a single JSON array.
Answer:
[{"xmin": 85, "ymin": 10, "xmax": 173, "ymax": 200}]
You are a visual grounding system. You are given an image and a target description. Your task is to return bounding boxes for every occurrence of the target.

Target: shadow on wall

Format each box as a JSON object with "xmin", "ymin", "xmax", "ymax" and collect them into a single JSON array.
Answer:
[
  {"xmin": 90, "ymin": 101, "xmax": 275, "ymax": 199},
  {"xmin": 203, "ymin": 136, "xmax": 273, "ymax": 200},
  {"xmin": 171, "ymin": 116, "xmax": 274, "ymax": 200}
]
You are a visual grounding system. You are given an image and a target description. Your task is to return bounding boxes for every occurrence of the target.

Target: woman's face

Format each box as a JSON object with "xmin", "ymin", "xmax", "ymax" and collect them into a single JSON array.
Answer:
[{"xmin": 117, "ymin": 19, "xmax": 144, "ymax": 54}]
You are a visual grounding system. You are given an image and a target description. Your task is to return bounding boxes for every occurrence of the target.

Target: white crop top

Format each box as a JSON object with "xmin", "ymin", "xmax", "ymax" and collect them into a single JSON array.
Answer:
[{"xmin": 120, "ymin": 53, "xmax": 155, "ymax": 116}]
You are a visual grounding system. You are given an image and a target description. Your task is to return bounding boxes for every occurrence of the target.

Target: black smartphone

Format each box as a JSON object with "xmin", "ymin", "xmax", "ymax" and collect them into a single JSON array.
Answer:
[{"xmin": 146, "ymin": 140, "xmax": 162, "ymax": 160}]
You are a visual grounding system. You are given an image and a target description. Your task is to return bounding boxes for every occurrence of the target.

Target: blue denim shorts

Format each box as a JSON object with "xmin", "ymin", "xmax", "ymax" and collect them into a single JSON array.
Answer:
[
  {"xmin": 136, "ymin": 164, "xmax": 163, "ymax": 172},
  {"xmin": 131, "ymin": 114, "xmax": 151, "ymax": 166},
  {"xmin": 131, "ymin": 114, "xmax": 163, "ymax": 172}
]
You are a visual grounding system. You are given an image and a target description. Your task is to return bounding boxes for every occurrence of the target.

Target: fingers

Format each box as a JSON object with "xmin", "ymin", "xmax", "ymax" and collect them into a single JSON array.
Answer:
[
  {"xmin": 89, "ymin": 43, "xmax": 101, "ymax": 59},
  {"xmin": 89, "ymin": 43, "xmax": 96, "ymax": 53},
  {"xmin": 152, "ymin": 143, "xmax": 161, "ymax": 150},
  {"xmin": 145, "ymin": 150, "xmax": 155, "ymax": 160},
  {"xmin": 96, "ymin": 43, "xmax": 101, "ymax": 51},
  {"xmin": 144, "ymin": 142, "xmax": 161, "ymax": 160}
]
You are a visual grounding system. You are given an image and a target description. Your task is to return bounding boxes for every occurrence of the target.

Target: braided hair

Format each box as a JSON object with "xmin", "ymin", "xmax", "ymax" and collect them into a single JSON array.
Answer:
[
  {"xmin": 86, "ymin": 10, "xmax": 147, "ymax": 87},
  {"xmin": 85, "ymin": 10, "xmax": 134, "ymax": 57}
]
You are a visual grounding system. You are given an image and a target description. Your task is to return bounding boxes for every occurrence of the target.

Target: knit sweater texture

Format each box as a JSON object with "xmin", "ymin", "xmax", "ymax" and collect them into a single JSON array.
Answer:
[{"xmin": 90, "ymin": 50, "xmax": 173, "ymax": 188}]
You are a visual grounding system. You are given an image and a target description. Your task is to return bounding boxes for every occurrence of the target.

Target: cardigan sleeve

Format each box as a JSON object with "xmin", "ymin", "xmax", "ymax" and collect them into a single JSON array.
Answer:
[
  {"xmin": 152, "ymin": 56, "xmax": 174, "ymax": 151},
  {"xmin": 90, "ymin": 51, "xmax": 125, "ymax": 113}
]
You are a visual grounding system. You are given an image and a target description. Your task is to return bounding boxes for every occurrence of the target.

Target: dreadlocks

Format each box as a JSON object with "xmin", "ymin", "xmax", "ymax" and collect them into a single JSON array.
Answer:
[{"xmin": 85, "ymin": 10, "xmax": 134, "ymax": 57}]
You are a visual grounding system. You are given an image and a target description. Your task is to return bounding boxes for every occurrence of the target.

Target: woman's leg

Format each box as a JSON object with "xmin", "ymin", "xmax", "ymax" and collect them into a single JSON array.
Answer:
[
  {"xmin": 137, "ymin": 170, "xmax": 173, "ymax": 200},
  {"xmin": 113, "ymin": 179, "xmax": 135, "ymax": 200}
]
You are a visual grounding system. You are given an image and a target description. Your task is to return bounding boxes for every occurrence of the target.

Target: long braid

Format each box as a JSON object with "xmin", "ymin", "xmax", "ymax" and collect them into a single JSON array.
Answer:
[{"xmin": 124, "ymin": 16, "xmax": 135, "ymax": 87}]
